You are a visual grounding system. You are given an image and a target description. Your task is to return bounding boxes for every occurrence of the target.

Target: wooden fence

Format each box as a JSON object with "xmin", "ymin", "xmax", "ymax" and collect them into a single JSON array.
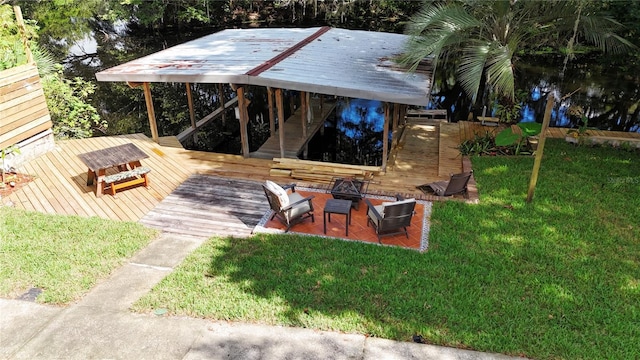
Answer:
[{"xmin": 0, "ymin": 64, "xmax": 52, "ymax": 149}]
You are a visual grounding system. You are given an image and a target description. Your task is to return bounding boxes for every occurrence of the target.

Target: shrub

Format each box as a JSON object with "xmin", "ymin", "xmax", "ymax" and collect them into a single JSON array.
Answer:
[{"xmin": 41, "ymin": 65, "xmax": 106, "ymax": 139}]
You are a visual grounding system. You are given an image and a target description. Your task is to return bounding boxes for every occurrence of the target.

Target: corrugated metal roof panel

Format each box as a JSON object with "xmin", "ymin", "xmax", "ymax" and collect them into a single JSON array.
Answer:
[
  {"xmin": 96, "ymin": 28, "xmax": 319, "ymax": 82},
  {"xmin": 96, "ymin": 27, "xmax": 431, "ymax": 106},
  {"xmin": 254, "ymin": 28, "xmax": 430, "ymax": 104}
]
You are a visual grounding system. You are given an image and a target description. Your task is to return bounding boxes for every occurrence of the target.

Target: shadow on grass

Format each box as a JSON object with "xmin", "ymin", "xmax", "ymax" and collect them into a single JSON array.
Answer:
[{"xmin": 136, "ymin": 140, "xmax": 640, "ymax": 359}]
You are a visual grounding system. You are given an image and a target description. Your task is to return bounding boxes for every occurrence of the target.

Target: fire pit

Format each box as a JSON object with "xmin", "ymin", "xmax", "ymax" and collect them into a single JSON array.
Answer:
[{"xmin": 330, "ymin": 177, "xmax": 369, "ymax": 210}]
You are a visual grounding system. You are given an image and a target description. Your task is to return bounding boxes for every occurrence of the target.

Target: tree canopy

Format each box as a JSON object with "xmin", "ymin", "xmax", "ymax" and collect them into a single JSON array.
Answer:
[
  {"xmin": 0, "ymin": 4, "xmax": 103, "ymax": 139},
  {"xmin": 400, "ymin": 0, "xmax": 635, "ymax": 103}
]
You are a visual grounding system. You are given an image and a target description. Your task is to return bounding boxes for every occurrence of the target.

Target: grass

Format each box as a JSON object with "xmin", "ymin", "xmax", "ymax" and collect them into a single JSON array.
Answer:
[
  {"xmin": 134, "ymin": 140, "xmax": 640, "ymax": 359},
  {"xmin": 0, "ymin": 208, "xmax": 157, "ymax": 304}
]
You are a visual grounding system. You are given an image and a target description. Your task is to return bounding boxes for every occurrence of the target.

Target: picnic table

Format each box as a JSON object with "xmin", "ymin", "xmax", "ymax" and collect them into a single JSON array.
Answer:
[{"xmin": 78, "ymin": 143, "xmax": 150, "ymax": 197}]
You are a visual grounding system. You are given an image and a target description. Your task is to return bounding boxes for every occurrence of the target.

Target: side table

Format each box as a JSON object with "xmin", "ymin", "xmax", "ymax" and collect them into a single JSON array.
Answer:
[{"xmin": 323, "ymin": 199, "xmax": 352, "ymax": 236}]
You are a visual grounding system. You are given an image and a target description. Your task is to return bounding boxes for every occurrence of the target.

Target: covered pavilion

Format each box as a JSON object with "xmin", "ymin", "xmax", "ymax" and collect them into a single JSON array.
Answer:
[{"xmin": 95, "ymin": 26, "xmax": 433, "ymax": 172}]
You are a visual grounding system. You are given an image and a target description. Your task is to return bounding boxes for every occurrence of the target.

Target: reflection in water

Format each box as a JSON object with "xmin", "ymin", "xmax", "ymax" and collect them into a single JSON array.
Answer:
[
  {"xmin": 305, "ymin": 98, "xmax": 387, "ymax": 166},
  {"xmin": 428, "ymin": 61, "xmax": 640, "ymax": 132}
]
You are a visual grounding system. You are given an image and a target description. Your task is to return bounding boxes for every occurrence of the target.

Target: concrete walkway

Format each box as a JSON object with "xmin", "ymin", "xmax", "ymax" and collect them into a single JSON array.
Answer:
[{"xmin": 1, "ymin": 232, "xmax": 523, "ymax": 359}]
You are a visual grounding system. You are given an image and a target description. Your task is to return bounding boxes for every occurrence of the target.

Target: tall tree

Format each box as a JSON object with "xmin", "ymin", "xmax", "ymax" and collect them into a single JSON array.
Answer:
[
  {"xmin": 0, "ymin": 3, "xmax": 104, "ymax": 138},
  {"xmin": 13, "ymin": 0, "xmax": 105, "ymax": 55},
  {"xmin": 400, "ymin": 0, "xmax": 634, "ymax": 103}
]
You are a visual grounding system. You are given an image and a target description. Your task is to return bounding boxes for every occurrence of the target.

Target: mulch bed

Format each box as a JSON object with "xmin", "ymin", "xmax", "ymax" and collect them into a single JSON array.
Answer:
[{"xmin": 0, "ymin": 172, "xmax": 36, "ymax": 198}]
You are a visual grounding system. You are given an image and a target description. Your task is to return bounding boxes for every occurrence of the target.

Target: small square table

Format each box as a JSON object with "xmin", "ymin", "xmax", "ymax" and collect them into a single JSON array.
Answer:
[
  {"xmin": 78, "ymin": 143, "xmax": 149, "ymax": 197},
  {"xmin": 323, "ymin": 199, "xmax": 352, "ymax": 236}
]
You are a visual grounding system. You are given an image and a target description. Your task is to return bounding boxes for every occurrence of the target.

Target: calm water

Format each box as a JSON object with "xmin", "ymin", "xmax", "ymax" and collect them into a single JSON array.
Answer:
[
  {"xmin": 305, "ymin": 99, "xmax": 386, "ymax": 166},
  {"xmin": 430, "ymin": 59, "xmax": 640, "ymax": 132}
]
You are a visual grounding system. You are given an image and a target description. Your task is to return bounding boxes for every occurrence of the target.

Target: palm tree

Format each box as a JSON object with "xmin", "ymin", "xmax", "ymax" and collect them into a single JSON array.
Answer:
[{"xmin": 399, "ymin": 0, "xmax": 634, "ymax": 104}]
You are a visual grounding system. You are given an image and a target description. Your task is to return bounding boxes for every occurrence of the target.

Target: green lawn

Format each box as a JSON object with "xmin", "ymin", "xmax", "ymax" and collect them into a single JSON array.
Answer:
[
  {"xmin": 134, "ymin": 140, "xmax": 640, "ymax": 359},
  {"xmin": 0, "ymin": 209, "xmax": 157, "ymax": 304}
]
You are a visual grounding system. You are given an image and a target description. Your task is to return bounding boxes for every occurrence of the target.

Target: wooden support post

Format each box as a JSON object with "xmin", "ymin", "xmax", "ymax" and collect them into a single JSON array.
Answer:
[
  {"xmin": 390, "ymin": 104, "xmax": 402, "ymax": 151},
  {"xmin": 301, "ymin": 91, "xmax": 308, "ymax": 138},
  {"xmin": 306, "ymin": 92, "xmax": 312, "ymax": 122},
  {"xmin": 400, "ymin": 105, "xmax": 408, "ymax": 126},
  {"xmin": 382, "ymin": 102, "xmax": 390, "ymax": 172},
  {"xmin": 142, "ymin": 82, "xmax": 159, "ymax": 142},
  {"xmin": 236, "ymin": 86, "xmax": 250, "ymax": 157},
  {"xmin": 218, "ymin": 83, "xmax": 226, "ymax": 126},
  {"xmin": 275, "ymin": 88, "xmax": 286, "ymax": 159},
  {"xmin": 392, "ymin": 103, "xmax": 400, "ymax": 130},
  {"xmin": 13, "ymin": 6, "xmax": 33, "ymax": 64},
  {"xmin": 267, "ymin": 87, "xmax": 275, "ymax": 136},
  {"xmin": 526, "ymin": 93, "xmax": 554, "ymax": 203},
  {"xmin": 185, "ymin": 82, "xmax": 197, "ymax": 143}
]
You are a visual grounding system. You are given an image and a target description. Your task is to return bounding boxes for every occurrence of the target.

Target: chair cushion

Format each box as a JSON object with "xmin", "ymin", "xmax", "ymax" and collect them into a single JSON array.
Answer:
[
  {"xmin": 265, "ymin": 180, "xmax": 289, "ymax": 207},
  {"xmin": 286, "ymin": 192, "xmax": 312, "ymax": 221},
  {"xmin": 368, "ymin": 204, "xmax": 386, "ymax": 220}
]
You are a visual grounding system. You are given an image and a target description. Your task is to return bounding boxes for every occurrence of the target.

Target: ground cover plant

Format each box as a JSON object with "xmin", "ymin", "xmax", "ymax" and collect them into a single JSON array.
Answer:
[
  {"xmin": 0, "ymin": 208, "xmax": 157, "ymax": 304},
  {"xmin": 135, "ymin": 139, "xmax": 639, "ymax": 359},
  {"xmin": 458, "ymin": 129, "xmax": 537, "ymax": 156}
]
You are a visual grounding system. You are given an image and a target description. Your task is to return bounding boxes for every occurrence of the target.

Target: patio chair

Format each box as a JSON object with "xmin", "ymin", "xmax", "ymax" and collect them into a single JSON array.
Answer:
[
  {"xmin": 420, "ymin": 171, "xmax": 473, "ymax": 197},
  {"xmin": 365, "ymin": 195, "xmax": 416, "ymax": 243},
  {"xmin": 262, "ymin": 180, "xmax": 315, "ymax": 232}
]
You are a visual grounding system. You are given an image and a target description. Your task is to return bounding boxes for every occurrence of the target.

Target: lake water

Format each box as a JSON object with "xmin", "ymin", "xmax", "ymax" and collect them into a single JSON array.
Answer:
[
  {"xmin": 430, "ymin": 59, "xmax": 640, "ymax": 132},
  {"xmin": 305, "ymin": 99, "xmax": 386, "ymax": 166}
]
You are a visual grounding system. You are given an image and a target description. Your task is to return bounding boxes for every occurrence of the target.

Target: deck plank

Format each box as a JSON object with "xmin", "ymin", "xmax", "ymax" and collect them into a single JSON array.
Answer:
[
  {"xmin": 45, "ymin": 143, "xmax": 100, "ymax": 217},
  {"xmin": 439, "ymin": 123, "xmax": 462, "ymax": 177},
  {"xmin": 377, "ymin": 118, "xmax": 440, "ymax": 194},
  {"xmin": 23, "ymin": 149, "xmax": 78, "ymax": 215},
  {"xmin": 140, "ymin": 175, "xmax": 270, "ymax": 238},
  {"xmin": 8, "ymin": 161, "xmax": 44, "ymax": 212}
]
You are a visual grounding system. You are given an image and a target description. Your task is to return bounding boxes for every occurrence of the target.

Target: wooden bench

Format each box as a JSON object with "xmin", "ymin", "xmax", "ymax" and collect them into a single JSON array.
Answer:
[
  {"xmin": 406, "ymin": 109, "xmax": 448, "ymax": 122},
  {"xmin": 103, "ymin": 166, "xmax": 151, "ymax": 196},
  {"xmin": 478, "ymin": 116, "xmax": 500, "ymax": 126}
]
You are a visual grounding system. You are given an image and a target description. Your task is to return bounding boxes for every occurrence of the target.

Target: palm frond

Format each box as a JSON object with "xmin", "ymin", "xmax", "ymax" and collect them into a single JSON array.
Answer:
[
  {"xmin": 401, "ymin": 2, "xmax": 481, "ymax": 73},
  {"xmin": 31, "ymin": 44, "xmax": 57, "ymax": 76},
  {"xmin": 457, "ymin": 42, "xmax": 490, "ymax": 101},
  {"xmin": 485, "ymin": 42, "xmax": 516, "ymax": 101},
  {"xmin": 578, "ymin": 15, "xmax": 637, "ymax": 54},
  {"xmin": 405, "ymin": 3, "xmax": 480, "ymax": 37},
  {"xmin": 401, "ymin": 0, "xmax": 635, "ymax": 103}
]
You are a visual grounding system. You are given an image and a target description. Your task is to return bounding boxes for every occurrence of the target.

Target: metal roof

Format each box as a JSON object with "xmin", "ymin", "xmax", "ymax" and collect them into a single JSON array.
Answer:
[{"xmin": 95, "ymin": 27, "xmax": 432, "ymax": 106}]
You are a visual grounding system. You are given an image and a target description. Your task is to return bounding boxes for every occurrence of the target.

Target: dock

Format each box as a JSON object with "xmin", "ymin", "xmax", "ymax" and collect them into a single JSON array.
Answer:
[{"xmin": 250, "ymin": 98, "xmax": 336, "ymax": 159}]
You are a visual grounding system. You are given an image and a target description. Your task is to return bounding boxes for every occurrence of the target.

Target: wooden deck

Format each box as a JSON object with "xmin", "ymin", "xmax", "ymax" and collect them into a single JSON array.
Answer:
[
  {"xmin": 0, "ymin": 119, "xmax": 464, "ymax": 223},
  {"xmin": 140, "ymin": 175, "xmax": 269, "ymax": 238},
  {"xmin": 457, "ymin": 121, "xmax": 640, "ymax": 141},
  {"xmin": 377, "ymin": 118, "xmax": 460, "ymax": 197},
  {"xmin": 250, "ymin": 98, "xmax": 336, "ymax": 159},
  {"xmin": 9, "ymin": 119, "xmax": 638, "ymax": 224},
  {"xmin": 2, "ymin": 134, "xmax": 193, "ymax": 222}
]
